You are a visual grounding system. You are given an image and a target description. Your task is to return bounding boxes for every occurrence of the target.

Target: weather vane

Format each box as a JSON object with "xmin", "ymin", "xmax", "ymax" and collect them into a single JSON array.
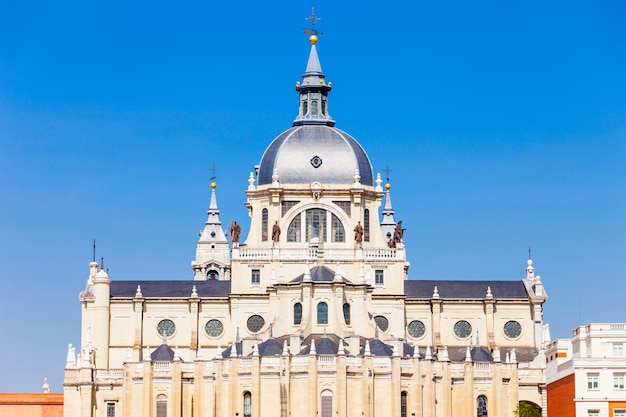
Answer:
[
  {"xmin": 209, "ymin": 164, "xmax": 218, "ymax": 182},
  {"xmin": 304, "ymin": 7, "xmax": 323, "ymax": 36}
]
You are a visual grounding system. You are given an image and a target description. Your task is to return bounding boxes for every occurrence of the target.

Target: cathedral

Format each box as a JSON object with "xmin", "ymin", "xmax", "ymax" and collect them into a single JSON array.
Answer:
[{"xmin": 63, "ymin": 25, "xmax": 549, "ymax": 417}]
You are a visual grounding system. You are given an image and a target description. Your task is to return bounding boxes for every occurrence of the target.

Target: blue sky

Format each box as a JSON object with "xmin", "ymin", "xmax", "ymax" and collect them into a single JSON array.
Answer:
[{"xmin": 1, "ymin": 0, "xmax": 625, "ymax": 392}]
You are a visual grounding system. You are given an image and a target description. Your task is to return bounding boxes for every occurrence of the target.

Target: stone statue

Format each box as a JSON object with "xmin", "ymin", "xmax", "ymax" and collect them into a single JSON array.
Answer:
[
  {"xmin": 230, "ymin": 220, "xmax": 241, "ymax": 244},
  {"xmin": 272, "ymin": 221, "xmax": 281, "ymax": 243},
  {"xmin": 354, "ymin": 221, "xmax": 364, "ymax": 248},
  {"xmin": 388, "ymin": 220, "xmax": 405, "ymax": 248}
]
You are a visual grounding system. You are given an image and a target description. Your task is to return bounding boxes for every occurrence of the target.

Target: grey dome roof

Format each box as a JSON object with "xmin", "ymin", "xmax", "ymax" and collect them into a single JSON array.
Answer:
[{"xmin": 258, "ymin": 125, "xmax": 374, "ymax": 186}]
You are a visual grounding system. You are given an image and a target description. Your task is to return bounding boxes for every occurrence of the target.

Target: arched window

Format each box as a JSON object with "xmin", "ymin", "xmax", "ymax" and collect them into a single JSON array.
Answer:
[
  {"xmin": 317, "ymin": 302, "xmax": 328, "ymax": 324},
  {"xmin": 243, "ymin": 391, "xmax": 252, "ymax": 417},
  {"xmin": 321, "ymin": 390, "xmax": 332, "ymax": 417},
  {"xmin": 364, "ymin": 209, "xmax": 370, "ymax": 242},
  {"xmin": 401, "ymin": 391, "xmax": 408, "ymax": 417},
  {"xmin": 156, "ymin": 395, "xmax": 167, "ymax": 417},
  {"xmin": 303, "ymin": 100, "xmax": 308, "ymax": 116},
  {"xmin": 288, "ymin": 209, "xmax": 345, "ymax": 243},
  {"xmin": 343, "ymin": 303, "xmax": 351, "ymax": 325},
  {"xmin": 321, "ymin": 100, "xmax": 326, "ymax": 115},
  {"xmin": 207, "ymin": 269, "xmax": 219, "ymax": 280},
  {"xmin": 311, "ymin": 100, "xmax": 319, "ymax": 115},
  {"xmin": 261, "ymin": 209, "xmax": 268, "ymax": 241},
  {"xmin": 287, "ymin": 214, "xmax": 301, "ymax": 242},
  {"xmin": 306, "ymin": 209, "xmax": 327, "ymax": 242},
  {"xmin": 294, "ymin": 303, "xmax": 303, "ymax": 325},
  {"xmin": 331, "ymin": 213, "xmax": 345, "ymax": 242},
  {"xmin": 477, "ymin": 395, "xmax": 488, "ymax": 417}
]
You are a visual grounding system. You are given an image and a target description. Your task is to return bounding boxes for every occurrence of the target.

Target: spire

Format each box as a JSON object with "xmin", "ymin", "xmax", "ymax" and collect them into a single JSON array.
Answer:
[
  {"xmin": 192, "ymin": 180, "xmax": 231, "ymax": 280},
  {"xmin": 380, "ymin": 179, "xmax": 397, "ymax": 243},
  {"xmin": 293, "ymin": 13, "xmax": 335, "ymax": 127}
]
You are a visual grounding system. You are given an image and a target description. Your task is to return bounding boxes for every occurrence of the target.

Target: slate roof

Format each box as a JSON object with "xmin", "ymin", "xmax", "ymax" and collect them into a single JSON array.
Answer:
[
  {"xmin": 110, "ymin": 280, "xmax": 231, "ymax": 298},
  {"xmin": 404, "ymin": 280, "xmax": 528, "ymax": 300},
  {"xmin": 151, "ymin": 343, "xmax": 175, "ymax": 361},
  {"xmin": 443, "ymin": 346, "xmax": 537, "ymax": 362},
  {"xmin": 222, "ymin": 341, "xmax": 242, "ymax": 357},
  {"xmin": 257, "ymin": 338, "xmax": 284, "ymax": 356},
  {"xmin": 300, "ymin": 334, "xmax": 342, "ymax": 355},
  {"xmin": 366, "ymin": 338, "xmax": 394, "ymax": 356},
  {"xmin": 290, "ymin": 265, "xmax": 352, "ymax": 284},
  {"xmin": 471, "ymin": 346, "xmax": 494, "ymax": 362}
]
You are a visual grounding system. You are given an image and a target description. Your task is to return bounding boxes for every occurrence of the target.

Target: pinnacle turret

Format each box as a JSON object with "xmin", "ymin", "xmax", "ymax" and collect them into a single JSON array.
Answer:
[{"xmin": 293, "ymin": 29, "xmax": 335, "ymax": 126}]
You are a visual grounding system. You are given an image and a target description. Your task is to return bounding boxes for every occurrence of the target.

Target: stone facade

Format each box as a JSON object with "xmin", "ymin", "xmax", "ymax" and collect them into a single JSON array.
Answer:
[{"xmin": 63, "ymin": 33, "xmax": 549, "ymax": 417}]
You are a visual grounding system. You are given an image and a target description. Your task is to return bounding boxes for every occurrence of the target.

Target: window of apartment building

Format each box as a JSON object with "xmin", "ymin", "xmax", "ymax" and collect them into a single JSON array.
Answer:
[
  {"xmin": 375, "ymin": 270, "xmax": 384, "ymax": 285},
  {"xmin": 156, "ymin": 395, "xmax": 167, "ymax": 417},
  {"xmin": 251, "ymin": 269, "xmax": 260, "ymax": 285},
  {"xmin": 243, "ymin": 391, "xmax": 252, "ymax": 417},
  {"xmin": 614, "ymin": 342, "xmax": 624, "ymax": 357},
  {"xmin": 614, "ymin": 373, "xmax": 625, "ymax": 389},
  {"xmin": 588, "ymin": 411, "xmax": 599, "ymax": 417},
  {"xmin": 106, "ymin": 403, "xmax": 116, "ymax": 417},
  {"xmin": 587, "ymin": 373, "xmax": 599, "ymax": 390}
]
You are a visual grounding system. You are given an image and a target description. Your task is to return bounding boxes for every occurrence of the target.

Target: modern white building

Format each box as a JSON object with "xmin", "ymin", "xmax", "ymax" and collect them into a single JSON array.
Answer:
[
  {"xmin": 547, "ymin": 323, "xmax": 626, "ymax": 417},
  {"xmin": 63, "ymin": 24, "xmax": 550, "ymax": 417}
]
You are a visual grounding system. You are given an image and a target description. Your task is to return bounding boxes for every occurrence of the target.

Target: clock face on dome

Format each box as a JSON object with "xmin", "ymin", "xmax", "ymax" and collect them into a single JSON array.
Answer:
[{"xmin": 157, "ymin": 319, "xmax": 176, "ymax": 338}]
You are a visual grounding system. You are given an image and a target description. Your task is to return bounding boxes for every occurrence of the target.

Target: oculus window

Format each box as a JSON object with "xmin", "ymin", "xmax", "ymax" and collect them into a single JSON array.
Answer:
[{"xmin": 407, "ymin": 320, "xmax": 425, "ymax": 338}]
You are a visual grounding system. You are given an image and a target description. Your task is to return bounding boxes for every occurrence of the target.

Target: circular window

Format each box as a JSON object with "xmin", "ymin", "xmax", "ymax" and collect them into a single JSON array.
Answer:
[
  {"xmin": 453, "ymin": 320, "xmax": 472, "ymax": 339},
  {"xmin": 374, "ymin": 315, "xmax": 389, "ymax": 332},
  {"xmin": 247, "ymin": 315, "xmax": 265, "ymax": 333},
  {"xmin": 205, "ymin": 319, "xmax": 224, "ymax": 338},
  {"xmin": 157, "ymin": 319, "xmax": 176, "ymax": 338},
  {"xmin": 503, "ymin": 320, "xmax": 522, "ymax": 339},
  {"xmin": 407, "ymin": 320, "xmax": 426, "ymax": 338}
]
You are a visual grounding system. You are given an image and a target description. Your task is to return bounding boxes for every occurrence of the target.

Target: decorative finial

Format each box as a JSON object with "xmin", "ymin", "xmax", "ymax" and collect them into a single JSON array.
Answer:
[
  {"xmin": 304, "ymin": 7, "xmax": 323, "ymax": 42},
  {"xmin": 209, "ymin": 164, "xmax": 218, "ymax": 189},
  {"xmin": 92, "ymin": 239, "xmax": 96, "ymax": 263}
]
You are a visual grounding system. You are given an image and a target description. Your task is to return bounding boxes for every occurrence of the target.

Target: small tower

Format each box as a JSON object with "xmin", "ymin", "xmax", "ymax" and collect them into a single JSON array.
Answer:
[
  {"xmin": 293, "ymin": 33, "xmax": 335, "ymax": 127},
  {"xmin": 192, "ymin": 181, "xmax": 231, "ymax": 280},
  {"xmin": 380, "ymin": 181, "xmax": 397, "ymax": 244}
]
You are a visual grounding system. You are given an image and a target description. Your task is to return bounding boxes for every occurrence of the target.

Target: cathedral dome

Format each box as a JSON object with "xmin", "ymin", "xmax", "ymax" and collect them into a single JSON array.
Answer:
[{"xmin": 257, "ymin": 124, "xmax": 373, "ymax": 186}]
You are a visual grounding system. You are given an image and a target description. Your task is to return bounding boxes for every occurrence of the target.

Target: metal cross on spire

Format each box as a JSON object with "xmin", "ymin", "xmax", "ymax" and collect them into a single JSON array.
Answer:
[
  {"xmin": 209, "ymin": 164, "xmax": 218, "ymax": 181},
  {"xmin": 383, "ymin": 164, "xmax": 393, "ymax": 182},
  {"xmin": 304, "ymin": 7, "xmax": 323, "ymax": 36}
]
